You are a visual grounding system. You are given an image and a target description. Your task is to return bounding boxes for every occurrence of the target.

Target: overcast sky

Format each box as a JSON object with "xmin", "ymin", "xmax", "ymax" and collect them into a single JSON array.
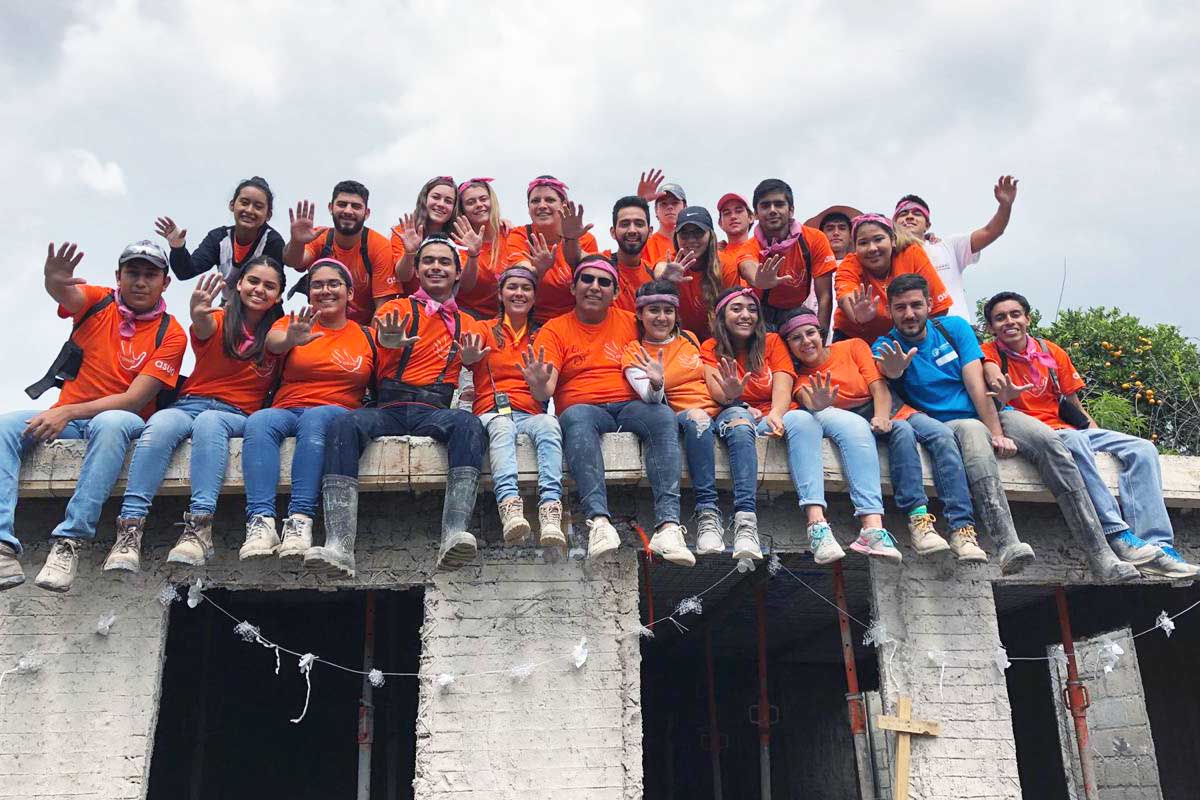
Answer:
[{"xmin": 2, "ymin": 1, "xmax": 1197, "ymax": 412}]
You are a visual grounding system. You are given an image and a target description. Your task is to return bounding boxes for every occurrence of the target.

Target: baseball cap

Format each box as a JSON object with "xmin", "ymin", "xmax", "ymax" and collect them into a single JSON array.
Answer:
[
  {"xmin": 656, "ymin": 182, "xmax": 687, "ymax": 203},
  {"xmin": 716, "ymin": 192, "xmax": 750, "ymax": 213},
  {"xmin": 804, "ymin": 204, "xmax": 863, "ymax": 231},
  {"xmin": 118, "ymin": 240, "xmax": 170, "ymax": 272},
  {"xmin": 675, "ymin": 206, "xmax": 714, "ymax": 233}
]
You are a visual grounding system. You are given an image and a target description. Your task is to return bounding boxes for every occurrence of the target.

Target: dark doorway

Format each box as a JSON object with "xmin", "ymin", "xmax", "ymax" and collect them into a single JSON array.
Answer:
[
  {"xmin": 640, "ymin": 553, "xmax": 878, "ymax": 799},
  {"xmin": 147, "ymin": 588, "xmax": 423, "ymax": 800}
]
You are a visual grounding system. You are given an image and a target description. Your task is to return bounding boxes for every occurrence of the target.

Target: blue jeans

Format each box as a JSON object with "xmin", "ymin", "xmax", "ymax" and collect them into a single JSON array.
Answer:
[
  {"xmin": 678, "ymin": 406, "xmax": 758, "ymax": 515},
  {"xmin": 120, "ymin": 396, "xmax": 247, "ymax": 519},
  {"xmin": 0, "ymin": 408, "xmax": 145, "ymax": 552},
  {"xmin": 325, "ymin": 405, "xmax": 485, "ymax": 477},
  {"xmin": 764, "ymin": 407, "xmax": 884, "ymax": 516},
  {"xmin": 482, "ymin": 411, "xmax": 563, "ymax": 503},
  {"xmin": 890, "ymin": 412, "xmax": 975, "ymax": 530},
  {"xmin": 559, "ymin": 400, "xmax": 680, "ymax": 526},
  {"xmin": 1058, "ymin": 427, "xmax": 1174, "ymax": 546},
  {"xmin": 243, "ymin": 406, "xmax": 349, "ymax": 519}
]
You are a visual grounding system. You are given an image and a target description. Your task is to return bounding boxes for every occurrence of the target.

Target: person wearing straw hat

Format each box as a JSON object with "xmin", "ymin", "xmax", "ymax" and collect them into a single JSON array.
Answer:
[{"xmin": 805, "ymin": 204, "xmax": 863, "ymax": 264}]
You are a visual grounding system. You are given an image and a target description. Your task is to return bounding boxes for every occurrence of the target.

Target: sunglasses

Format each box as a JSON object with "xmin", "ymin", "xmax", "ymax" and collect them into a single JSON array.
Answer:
[{"xmin": 577, "ymin": 273, "xmax": 614, "ymax": 289}]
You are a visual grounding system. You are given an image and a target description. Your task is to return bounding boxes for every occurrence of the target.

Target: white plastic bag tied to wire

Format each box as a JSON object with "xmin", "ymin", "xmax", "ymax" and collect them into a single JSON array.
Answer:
[
  {"xmin": 234, "ymin": 620, "xmax": 261, "ymax": 642},
  {"xmin": 767, "ymin": 554, "xmax": 782, "ymax": 576},
  {"xmin": 157, "ymin": 582, "xmax": 180, "ymax": 607},
  {"xmin": 637, "ymin": 626, "xmax": 655, "ymax": 639},
  {"xmin": 187, "ymin": 579, "xmax": 204, "ymax": 609},
  {"xmin": 863, "ymin": 618, "xmax": 899, "ymax": 667},
  {"xmin": 572, "ymin": 638, "xmax": 589, "ymax": 669},
  {"xmin": 510, "ymin": 663, "xmax": 536, "ymax": 683},
  {"xmin": 0, "ymin": 650, "xmax": 43, "ymax": 692},
  {"xmin": 95, "ymin": 610, "xmax": 118, "ymax": 636},
  {"xmin": 368, "ymin": 669, "xmax": 385, "ymax": 688},
  {"xmin": 736, "ymin": 557, "xmax": 756, "ymax": 574},
  {"xmin": 1156, "ymin": 610, "xmax": 1176, "ymax": 638},
  {"xmin": 290, "ymin": 653, "xmax": 318, "ymax": 724},
  {"xmin": 1098, "ymin": 637, "xmax": 1124, "ymax": 674},
  {"xmin": 435, "ymin": 673, "xmax": 455, "ymax": 692},
  {"xmin": 993, "ymin": 647, "xmax": 1012, "ymax": 675},
  {"xmin": 927, "ymin": 650, "xmax": 950, "ymax": 700}
]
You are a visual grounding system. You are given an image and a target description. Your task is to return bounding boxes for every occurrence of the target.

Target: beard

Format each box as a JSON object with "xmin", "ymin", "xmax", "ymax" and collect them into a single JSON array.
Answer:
[
  {"xmin": 335, "ymin": 216, "xmax": 365, "ymax": 236},
  {"xmin": 618, "ymin": 236, "xmax": 646, "ymax": 257}
]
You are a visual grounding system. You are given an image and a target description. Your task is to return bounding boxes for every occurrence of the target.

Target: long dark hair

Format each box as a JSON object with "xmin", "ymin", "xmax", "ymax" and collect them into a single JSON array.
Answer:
[
  {"xmin": 711, "ymin": 288, "xmax": 767, "ymax": 373},
  {"xmin": 672, "ymin": 224, "xmax": 722, "ymax": 312},
  {"xmin": 224, "ymin": 255, "xmax": 286, "ymax": 362},
  {"xmin": 413, "ymin": 176, "xmax": 457, "ymax": 235}
]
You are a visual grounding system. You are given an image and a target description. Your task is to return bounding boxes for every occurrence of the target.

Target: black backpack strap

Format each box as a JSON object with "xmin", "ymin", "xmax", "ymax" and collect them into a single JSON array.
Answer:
[
  {"xmin": 999, "ymin": 349, "xmax": 1009, "ymax": 374},
  {"xmin": 72, "ymin": 293, "xmax": 116, "ymax": 334},
  {"xmin": 360, "ymin": 324, "xmax": 378, "ymax": 404},
  {"xmin": 392, "ymin": 297, "xmax": 423, "ymax": 379},
  {"xmin": 320, "ymin": 228, "xmax": 335, "ymax": 258},
  {"xmin": 930, "ymin": 318, "xmax": 958, "ymax": 357},
  {"xmin": 431, "ymin": 313, "xmax": 462, "ymax": 385},
  {"xmin": 1038, "ymin": 337, "xmax": 1062, "ymax": 396},
  {"xmin": 154, "ymin": 313, "xmax": 172, "ymax": 347},
  {"xmin": 360, "ymin": 228, "xmax": 372, "ymax": 278},
  {"xmin": 679, "ymin": 330, "xmax": 701, "ymax": 350}
]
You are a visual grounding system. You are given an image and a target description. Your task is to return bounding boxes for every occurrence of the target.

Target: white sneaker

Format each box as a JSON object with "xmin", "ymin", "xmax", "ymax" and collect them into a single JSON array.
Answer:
[
  {"xmin": 849, "ymin": 528, "xmax": 903, "ymax": 563},
  {"xmin": 1108, "ymin": 531, "xmax": 1161, "ymax": 566},
  {"xmin": 239, "ymin": 515, "xmax": 280, "ymax": 561},
  {"xmin": 808, "ymin": 522, "xmax": 845, "ymax": 565},
  {"xmin": 277, "ymin": 514, "xmax": 314, "ymax": 563},
  {"xmin": 650, "ymin": 523, "xmax": 695, "ymax": 567},
  {"xmin": 35, "ymin": 538, "xmax": 80, "ymax": 593},
  {"xmin": 586, "ymin": 516, "xmax": 621, "ymax": 560},
  {"xmin": 733, "ymin": 513, "xmax": 763, "ymax": 561},
  {"xmin": 695, "ymin": 510, "xmax": 725, "ymax": 555},
  {"xmin": 1139, "ymin": 546, "xmax": 1200, "ymax": 580}
]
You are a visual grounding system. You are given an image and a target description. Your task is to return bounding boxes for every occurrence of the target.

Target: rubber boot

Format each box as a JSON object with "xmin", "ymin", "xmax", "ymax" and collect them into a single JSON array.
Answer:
[
  {"xmin": 437, "ymin": 467, "xmax": 480, "ymax": 572},
  {"xmin": 969, "ymin": 475, "xmax": 1034, "ymax": 575},
  {"xmin": 1057, "ymin": 489, "xmax": 1139, "ymax": 584},
  {"xmin": 303, "ymin": 475, "xmax": 358, "ymax": 578}
]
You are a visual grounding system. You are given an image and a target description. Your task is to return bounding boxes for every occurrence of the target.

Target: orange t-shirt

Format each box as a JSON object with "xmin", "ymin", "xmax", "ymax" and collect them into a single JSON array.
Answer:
[
  {"xmin": 270, "ymin": 317, "xmax": 376, "ymax": 410},
  {"xmin": 182, "ymin": 310, "xmax": 279, "ymax": 415},
  {"xmin": 372, "ymin": 297, "xmax": 482, "ymax": 391},
  {"xmin": 834, "ymin": 245, "xmax": 952, "ymax": 342},
  {"xmin": 597, "ymin": 250, "xmax": 655, "ymax": 313},
  {"xmin": 53, "ymin": 285, "xmax": 187, "ymax": 420},
  {"xmin": 672, "ymin": 258, "xmax": 746, "ymax": 340},
  {"xmin": 232, "ymin": 238, "xmax": 252, "ymax": 265},
  {"xmin": 505, "ymin": 227, "xmax": 600, "ymax": 323},
  {"xmin": 642, "ymin": 229, "xmax": 675, "ymax": 269},
  {"xmin": 468, "ymin": 319, "xmax": 542, "ymax": 416},
  {"xmin": 455, "ymin": 237, "xmax": 507, "ymax": 319},
  {"xmin": 621, "ymin": 333, "xmax": 717, "ymax": 415},
  {"xmin": 718, "ymin": 238, "xmax": 760, "ymax": 276},
  {"xmin": 700, "ymin": 333, "xmax": 796, "ymax": 415},
  {"xmin": 533, "ymin": 308, "xmax": 638, "ymax": 411},
  {"xmin": 746, "ymin": 226, "xmax": 837, "ymax": 310},
  {"xmin": 981, "ymin": 339, "xmax": 1085, "ymax": 430},
  {"xmin": 302, "ymin": 228, "xmax": 398, "ymax": 326},
  {"xmin": 792, "ymin": 339, "xmax": 915, "ymax": 421}
]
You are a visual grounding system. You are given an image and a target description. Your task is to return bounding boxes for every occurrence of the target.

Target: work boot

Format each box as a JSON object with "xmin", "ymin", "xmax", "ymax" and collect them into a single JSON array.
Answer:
[
  {"xmin": 276, "ymin": 514, "xmax": 313, "ymax": 564},
  {"xmin": 695, "ymin": 510, "xmax": 725, "ymax": 555},
  {"xmin": 304, "ymin": 476, "xmax": 358, "ymax": 578},
  {"xmin": 0, "ymin": 543, "xmax": 25, "ymax": 591},
  {"xmin": 537, "ymin": 500, "xmax": 566, "ymax": 549},
  {"xmin": 586, "ymin": 516, "xmax": 621, "ymax": 560},
  {"xmin": 498, "ymin": 496, "xmax": 531, "ymax": 545},
  {"xmin": 34, "ymin": 538, "xmax": 80, "ymax": 593},
  {"xmin": 1058, "ymin": 490, "xmax": 1137, "ymax": 583},
  {"xmin": 730, "ymin": 511, "xmax": 760, "ymax": 560},
  {"xmin": 650, "ymin": 523, "xmax": 694, "ymax": 567},
  {"xmin": 167, "ymin": 512, "xmax": 214, "ymax": 567},
  {"xmin": 970, "ymin": 476, "xmax": 1033, "ymax": 575},
  {"xmin": 807, "ymin": 521, "xmax": 844, "ymax": 565},
  {"xmin": 1108, "ymin": 531, "xmax": 1160, "ymax": 566},
  {"xmin": 103, "ymin": 517, "xmax": 145, "ymax": 573},
  {"xmin": 239, "ymin": 515, "xmax": 280, "ymax": 561},
  {"xmin": 1140, "ymin": 546, "xmax": 1200, "ymax": 580},
  {"xmin": 907, "ymin": 513, "xmax": 950, "ymax": 556},
  {"xmin": 437, "ymin": 467, "xmax": 480, "ymax": 572},
  {"xmin": 850, "ymin": 528, "xmax": 903, "ymax": 563},
  {"xmin": 948, "ymin": 525, "xmax": 988, "ymax": 563}
]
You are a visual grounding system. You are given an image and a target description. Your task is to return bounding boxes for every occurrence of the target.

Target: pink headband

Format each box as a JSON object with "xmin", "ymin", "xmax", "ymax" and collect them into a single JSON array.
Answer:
[
  {"xmin": 851, "ymin": 213, "xmax": 894, "ymax": 239},
  {"xmin": 893, "ymin": 199, "xmax": 930, "ymax": 222},
  {"xmin": 778, "ymin": 313, "xmax": 820, "ymax": 339},
  {"xmin": 715, "ymin": 287, "xmax": 757, "ymax": 315},
  {"xmin": 527, "ymin": 176, "xmax": 569, "ymax": 200},
  {"xmin": 498, "ymin": 266, "xmax": 538, "ymax": 289},
  {"xmin": 458, "ymin": 177, "xmax": 494, "ymax": 195},
  {"xmin": 573, "ymin": 257, "xmax": 619, "ymax": 284},
  {"xmin": 635, "ymin": 293, "xmax": 680, "ymax": 309}
]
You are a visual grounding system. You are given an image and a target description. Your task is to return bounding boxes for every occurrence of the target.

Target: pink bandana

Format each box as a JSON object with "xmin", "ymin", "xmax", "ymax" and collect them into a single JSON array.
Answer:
[
  {"xmin": 778, "ymin": 312, "xmax": 820, "ymax": 339},
  {"xmin": 527, "ymin": 176, "xmax": 569, "ymax": 200},
  {"xmin": 997, "ymin": 336, "xmax": 1059, "ymax": 391},
  {"xmin": 893, "ymin": 199, "xmax": 930, "ymax": 224},
  {"xmin": 114, "ymin": 292, "xmax": 166, "ymax": 339},
  {"xmin": 754, "ymin": 219, "xmax": 803, "ymax": 259},
  {"xmin": 635, "ymin": 293, "xmax": 679, "ymax": 309},
  {"xmin": 410, "ymin": 287, "xmax": 460, "ymax": 338},
  {"xmin": 458, "ymin": 176, "xmax": 494, "ymax": 194},
  {"xmin": 715, "ymin": 287, "xmax": 757, "ymax": 315},
  {"xmin": 850, "ymin": 213, "xmax": 894, "ymax": 240},
  {"xmin": 573, "ymin": 257, "xmax": 619, "ymax": 284}
]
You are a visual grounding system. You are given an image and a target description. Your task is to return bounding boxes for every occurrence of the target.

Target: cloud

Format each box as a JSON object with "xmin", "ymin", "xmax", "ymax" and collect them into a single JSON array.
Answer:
[{"xmin": 42, "ymin": 149, "xmax": 128, "ymax": 196}]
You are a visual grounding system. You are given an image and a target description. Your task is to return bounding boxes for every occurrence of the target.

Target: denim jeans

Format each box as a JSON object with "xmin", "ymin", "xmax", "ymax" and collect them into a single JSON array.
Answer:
[
  {"xmin": 764, "ymin": 407, "xmax": 885, "ymax": 516},
  {"xmin": 944, "ymin": 417, "xmax": 1021, "ymax": 545},
  {"xmin": 1058, "ymin": 427, "xmax": 1174, "ymax": 547},
  {"xmin": 679, "ymin": 406, "xmax": 759, "ymax": 515},
  {"xmin": 481, "ymin": 411, "xmax": 563, "ymax": 503},
  {"xmin": 559, "ymin": 400, "xmax": 680, "ymax": 526},
  {"xmin": 243, "ymin": 405, "xmax": 349, "ymax": 519},
  {"xmin": 0, "ymin": 408, "xmax": 145, "ymax": 552},
  {"xmin": 119, "ymin": 396, "xmax": 247, "ymax": 519},
  {"xmin": 324, "ymin": 405, "xmax": 485, "ymax": 478},
  {"xmin": 891, "ymin": 412, "xmax": 975, "ymax": 530}
]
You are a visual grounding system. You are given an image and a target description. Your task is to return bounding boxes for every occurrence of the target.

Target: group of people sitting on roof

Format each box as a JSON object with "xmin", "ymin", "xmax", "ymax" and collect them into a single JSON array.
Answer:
[{"xmin": 0, "ymin": 170, "xmax": 1192, "ymax": 595}]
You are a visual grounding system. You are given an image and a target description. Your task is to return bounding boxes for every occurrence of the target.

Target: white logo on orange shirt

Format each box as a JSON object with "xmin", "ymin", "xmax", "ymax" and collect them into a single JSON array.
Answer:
[
  {"xmin": 604, "ymin": 342, "xmax": 624, "ymax": 364},
  {"xmin": 749, "ymin": 365, "xmax": 773, "ymax": 390},
  {"xmin": 331, "ymin": 349, "xmax": 364, "ymax": 373},
  {"xmin": 678, "ymin": 352, "xmax": 702, "ymax": 371},
  {"xmin": 118, "ymin": 341, "xmax": 148, "ymax": 372}
]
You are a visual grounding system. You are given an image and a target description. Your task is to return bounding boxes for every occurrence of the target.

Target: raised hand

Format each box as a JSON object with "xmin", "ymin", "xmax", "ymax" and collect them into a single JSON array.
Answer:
[
  {"xmin": 520, "ymin": 346, "xmax": 554, "ymax": 390},
  {"xmin": 560, "ymin": 201, "xmax": 594, "ymax": 240},
  {"xmin": 716, "ymin": 357, "xmax": 750, "ymax": 401},
  {"xmin": 633, "ymin": 346, "xmax": 666, "ymax": 389},
  {"xmin": 189, "ymin": 272, "xmax": 225, "ymax": 320},
  {"xmin": 847, "ymin": 285, "xmax": 878, "ymax": 324},
  {"xmin": 994, "ymin": 175, "xmax": 1019, "ymax": 208},
  {"xmin": 457, "ymin": 331, "xmax": 491, "ymax": 365},
  {"xmin": 43, "ymin": 242, "xmax": 86, "ymax": 291},
  {"xmin": 873, "ymin": 339, "xmax": 917, "ymax": 379},
  {"xmin": 529, "ymin": 232, "xmax": 558, "ymax": 274},
  {"xmin": 636, "ymin": 168, "xmax": 665, "ymax": 203},
  {"xmin": 154, "ymin": 216, "xmax": 187, "ymax": 249},
  {"xmin": 749, "ymin": 254, "xmax": 796, "ymax": 290},
  {"xmin": 374, "ymin": 309, "xmax": 419, "ymax": 350},
  {"xmin": 659, "ymin": 249, "xmax": 698, "ymax": 283},
  {"xmin": 399, "ymin": 213, "xmax": 425, "ymax": 255},
  {"xmin": 799, "ymin": 371, "xmax": 840, "ymax": 412},
  {"xmin": 451, "ymin": 215, "xmax": 484, "ymax": 257},
  {"xmin": 986, "ymin": 373, "xmax": 1034, "ymax": 406},
  {"xmin": 289, "ymin": 201, "xmax": 319, "ymax": 245},
  {"xmin": 283, "ymin": 307, "xmax": 324, "ymax": 348}
]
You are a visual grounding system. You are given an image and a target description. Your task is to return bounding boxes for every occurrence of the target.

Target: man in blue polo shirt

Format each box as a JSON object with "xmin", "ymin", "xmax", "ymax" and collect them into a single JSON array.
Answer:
[{"xmin": 872, "ymin": 274, "xmax": 1138, "ymax": 581}]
